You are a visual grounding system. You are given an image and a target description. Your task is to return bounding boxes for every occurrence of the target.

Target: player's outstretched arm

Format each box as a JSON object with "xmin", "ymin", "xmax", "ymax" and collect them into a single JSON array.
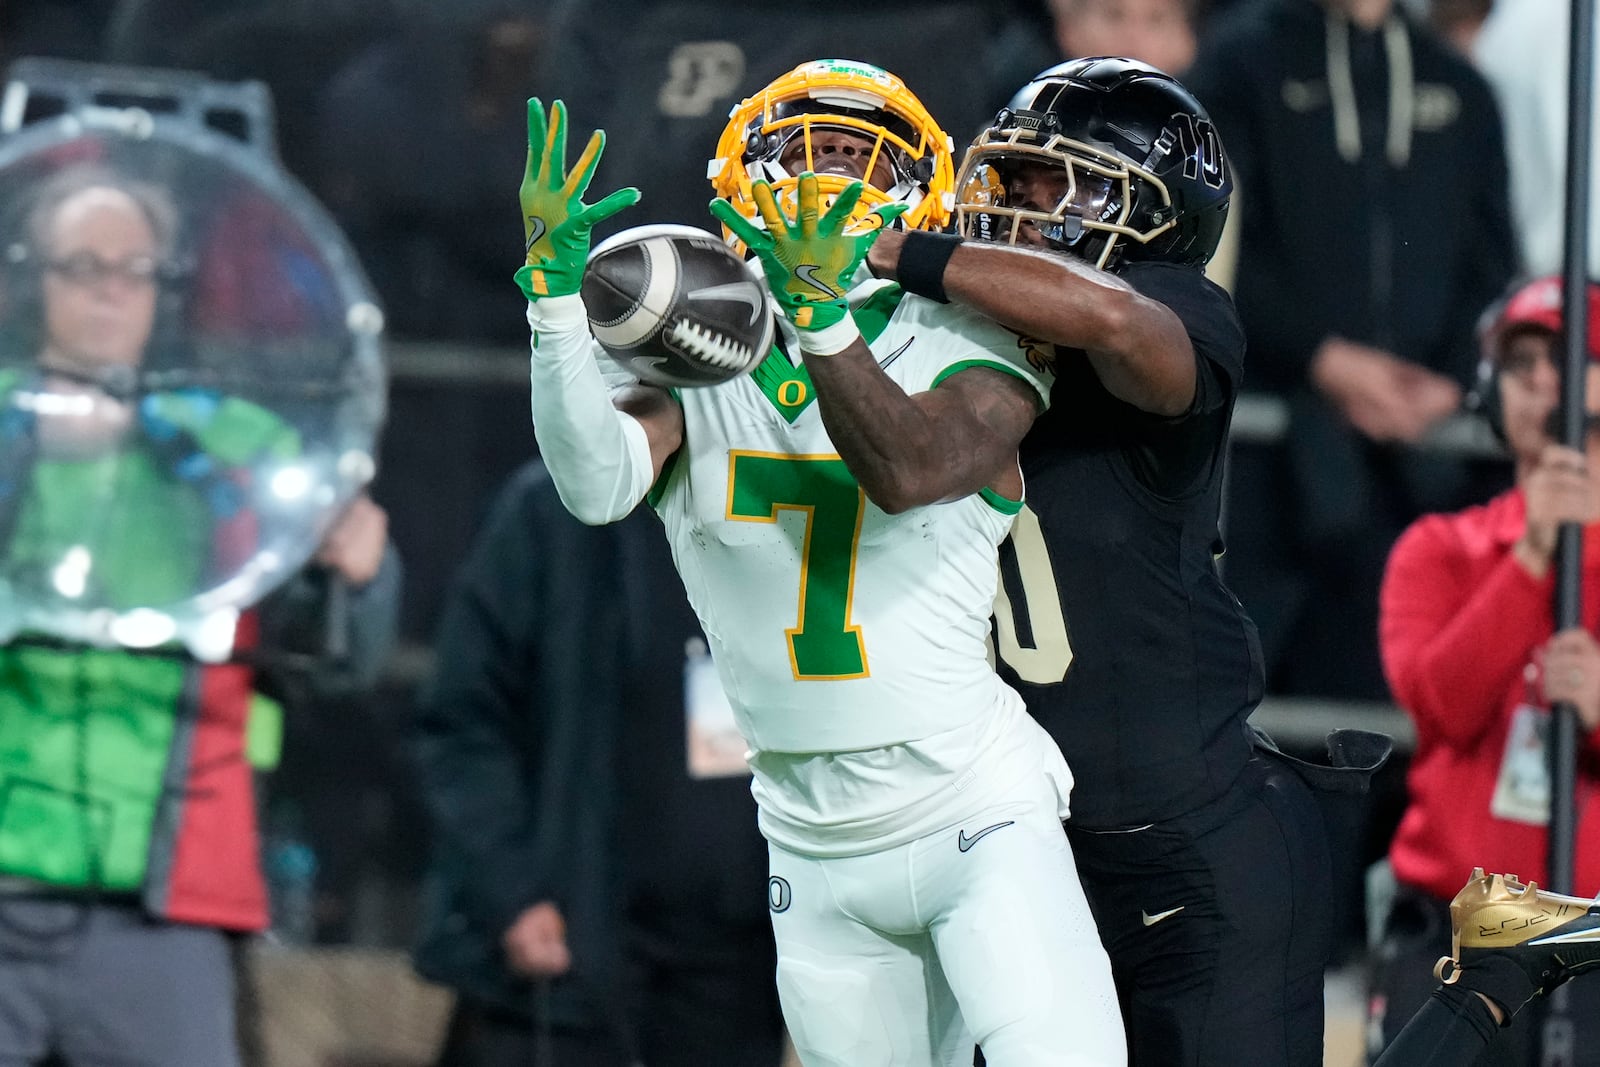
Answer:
[
  {"xmin": 869, "ymin": 231, "xmax": 1197, "ymax": 416},
  {"xmin": 710, "ymin": 175, "xmax": 1036, "ymax": 513},
  {"xmin": 518, "ymin": 98, "xmax": 682, "ymax": 524}
]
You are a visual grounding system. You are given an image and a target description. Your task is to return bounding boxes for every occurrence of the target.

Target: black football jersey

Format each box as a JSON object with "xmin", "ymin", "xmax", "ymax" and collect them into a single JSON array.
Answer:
[{"xmin": 994, "ymin": 261, "xmax": 1265, "ymax": 829}]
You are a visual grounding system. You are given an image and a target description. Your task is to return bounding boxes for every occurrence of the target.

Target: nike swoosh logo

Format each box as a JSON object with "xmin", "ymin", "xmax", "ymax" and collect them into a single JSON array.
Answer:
[
  {"xmin": 793, "ymin": 263, "xmax": 840, "ymax": 298},
  {"xmin": 524, "ymin": 216, "xmax": 547, "ymax": 252},
  {"xmin": 878, "ymin": 336, "xmax": 914, "ymax": 370},
  {"xmin": 1141, "ymin": 906, "xmax": 1185, "ymax": 927},
  {"xmin": 957, "ymin": 821, "xmax": 1015, "ymax": 853},
  {"xmin": 1531, "ymin": 923, "xmax": 1600, "ymax": 945},
  {"xmin": 688, "ymin": 281, "xmax": 766, "ymax": 325}
]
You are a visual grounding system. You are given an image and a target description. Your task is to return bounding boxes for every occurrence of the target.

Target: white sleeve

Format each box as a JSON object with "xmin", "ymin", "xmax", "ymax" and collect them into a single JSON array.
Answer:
[
  {"xmin": 914, "ymin": 298, "xmax": 1055, "ymax": 410},
  {"xmin": 526, "ymin": 295, "xmax": 656, "ymax": 525}
]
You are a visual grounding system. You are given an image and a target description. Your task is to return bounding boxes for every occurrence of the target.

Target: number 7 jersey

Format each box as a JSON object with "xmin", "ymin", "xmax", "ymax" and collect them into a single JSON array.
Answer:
[{"xmin": 648, "ymin": 279, "xmax": 1054, "ymax": 754}]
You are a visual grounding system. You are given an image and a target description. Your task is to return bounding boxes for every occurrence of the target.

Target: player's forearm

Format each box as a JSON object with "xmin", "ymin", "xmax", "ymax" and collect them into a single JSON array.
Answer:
[
  {"xmin": 526, "ymin": 296, "xmax": 659, "ymax": 524},
  {"xmin": 803, "ymin": 341, "xmax": 996, "ymax": 514},
  {"xmin": 872, "ymin": 231, "xmax": 1195, "ymax": 415}
]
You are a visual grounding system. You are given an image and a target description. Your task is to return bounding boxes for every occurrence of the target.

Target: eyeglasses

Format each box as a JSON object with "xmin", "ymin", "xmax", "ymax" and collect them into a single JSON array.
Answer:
[{"xmin": 45, "ymin": 252, "xmax": 162, "ymax": 288}]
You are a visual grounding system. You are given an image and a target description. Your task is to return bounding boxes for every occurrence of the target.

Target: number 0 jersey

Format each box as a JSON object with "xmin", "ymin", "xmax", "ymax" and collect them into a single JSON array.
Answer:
[
  {"xmin": 992, "ymin": 261, "xmax": 1263, "ymax": 829},
  {"xmin": 649, "ymin": 280, "xmax": 1054, "ymax": 759}
]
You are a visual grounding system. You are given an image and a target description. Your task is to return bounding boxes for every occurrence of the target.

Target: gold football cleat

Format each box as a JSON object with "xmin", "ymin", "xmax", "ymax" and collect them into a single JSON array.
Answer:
[{"xmin": 1434, "ymin": 867, "xmax": 1600, "ymax": 999}]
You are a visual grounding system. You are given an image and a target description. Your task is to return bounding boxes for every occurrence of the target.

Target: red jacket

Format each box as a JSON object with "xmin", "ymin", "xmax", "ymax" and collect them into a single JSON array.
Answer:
[
  {"xmin": 1381, "ymin": 488, "xmax": 1600, "ymax": 901},
  {"xmin": 160, "ymin": 618, "xmax": 270, "ymax": 931}
]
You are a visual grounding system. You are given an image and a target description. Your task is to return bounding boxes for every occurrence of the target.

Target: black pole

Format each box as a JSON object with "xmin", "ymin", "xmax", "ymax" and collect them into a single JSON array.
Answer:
[
  {"xmin": 1548, "ymin": 0, "xmax": 1596, "ymax": 903},
  {"xmin": 1541, "ymin": 2, "xmax": 1594, "ymax": 1063}
]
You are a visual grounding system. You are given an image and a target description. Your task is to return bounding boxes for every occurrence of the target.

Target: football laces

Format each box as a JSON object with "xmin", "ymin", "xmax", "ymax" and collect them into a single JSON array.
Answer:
[{"xmin": 667, "ymin": 318, "xmax": 759, "ymax": 372}]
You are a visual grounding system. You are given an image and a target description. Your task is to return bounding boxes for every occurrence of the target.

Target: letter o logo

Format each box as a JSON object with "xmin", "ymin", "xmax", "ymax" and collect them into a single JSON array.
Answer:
[
  {"xmin": 767, "ymin": 875, "xmax": 792, "ymax": 913},
  {"xmin": 777, "ymin": 380, "xmax": 808, "ymax": 407}
]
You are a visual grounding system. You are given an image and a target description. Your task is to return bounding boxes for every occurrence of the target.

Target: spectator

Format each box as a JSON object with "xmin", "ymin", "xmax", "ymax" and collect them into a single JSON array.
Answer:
[
  {"xmin": 1474, "ymin": 0, "xmax": 1600, "ymax": 279},
  {"xmin": 1051, "ymin": 0, "xmax": 1199, "ymax": 74},
  {"xmin": 410, "ymin": 461, "xmax": 783, "ymax": 1067},
  {"xmin": 0, "ymin": 164, "xmax": 399, "ymax": 1066},
  {"xmin": 315, "ymin": 6, "xmax": 564, "ymax": 343},
  {"xmin": 1369, "ymin": 275, "xmax": 1600, "ymax": 1061},
  {"xmin": 1186, "ymin": 0, "xmax": 1518, "ymax": 700},
  {"xmin": 983, "ymin": 0, "xmax": 1201, "ymax": 135},
  {"xmin": 106, "ymin": 1, "xmax": 391, "ymax": 184},
  {"xmin": 1426, "ymin": 0, "xmax": 1491, "ymax": 56}
]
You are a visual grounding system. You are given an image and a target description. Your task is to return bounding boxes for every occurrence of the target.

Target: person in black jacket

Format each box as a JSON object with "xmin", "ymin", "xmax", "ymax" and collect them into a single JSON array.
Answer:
[
  {"xmin": 410, "ymin": 461, "xmax": 782, "ymax": 1067},
  {"xmin": 868, "ymin": 58, "xmax": 1388, "ymax": 1066},
  {"xmin": 1183, "ymin": 0, "xmax": 1518, "ymax": 701}
]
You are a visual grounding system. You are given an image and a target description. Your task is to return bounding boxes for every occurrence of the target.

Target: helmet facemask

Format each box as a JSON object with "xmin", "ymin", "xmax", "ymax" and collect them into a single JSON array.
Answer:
[
  {"xmin": 709, "ymin": 60, "xmax": 956, "ymax": 248},
  {"xmin": 953, "ymin": 128, "xmax": 1175, "ymax": 272}
]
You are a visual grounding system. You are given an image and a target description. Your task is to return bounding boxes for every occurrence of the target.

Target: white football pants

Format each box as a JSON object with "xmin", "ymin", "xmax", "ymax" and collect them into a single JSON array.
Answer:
[{"xmin": 767, "ymin": 783, "xmax": 1126, "ymax": 1066}]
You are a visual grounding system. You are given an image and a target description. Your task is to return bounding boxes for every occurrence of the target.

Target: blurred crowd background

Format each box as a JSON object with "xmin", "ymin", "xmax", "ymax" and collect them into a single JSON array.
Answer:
[{"xmin": 0, "ymin": 0, "xmax": 1593, "ymax": 1062}]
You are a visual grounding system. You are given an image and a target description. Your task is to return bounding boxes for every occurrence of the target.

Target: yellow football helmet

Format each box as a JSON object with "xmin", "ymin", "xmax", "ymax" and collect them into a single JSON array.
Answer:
[{"xmin": 708, "ymin": 59, "xmax": 956, "ymax": 246}]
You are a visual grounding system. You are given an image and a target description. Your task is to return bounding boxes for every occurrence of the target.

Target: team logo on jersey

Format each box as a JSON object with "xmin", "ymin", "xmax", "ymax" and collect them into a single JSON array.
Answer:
[
  {"xmin": 767, "ymin": 875, "xmax": 793, "ymax": 913},
  {"xmin": 1013, "ymin": 333, "xmax": 1056, "ymax": 375}
]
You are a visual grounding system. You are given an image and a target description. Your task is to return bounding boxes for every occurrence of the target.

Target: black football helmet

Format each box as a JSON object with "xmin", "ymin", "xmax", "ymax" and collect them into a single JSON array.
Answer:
[{"xmin": 954, "ymin": 57, "xmax": 1231, "ymax": 271}]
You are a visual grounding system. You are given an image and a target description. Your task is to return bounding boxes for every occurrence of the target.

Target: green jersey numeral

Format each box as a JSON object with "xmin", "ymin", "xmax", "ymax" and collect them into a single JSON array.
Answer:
[{"xmin": 727, "ymin": 451, "xmax": 869, "ymax": 680}]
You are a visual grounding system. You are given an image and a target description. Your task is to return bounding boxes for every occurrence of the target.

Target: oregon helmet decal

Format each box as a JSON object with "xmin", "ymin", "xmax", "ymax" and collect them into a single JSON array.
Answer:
[
  {"xmin": 955, "ymin": 57, "xmax": 1231, "ymax": 272},
  {"xmin": 709, "ymin": 59, "xmax": 956, "ymax": 247}
]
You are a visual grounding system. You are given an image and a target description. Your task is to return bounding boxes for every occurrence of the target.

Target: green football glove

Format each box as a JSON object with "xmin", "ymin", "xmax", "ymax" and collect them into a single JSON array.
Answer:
[
  {"xmin": 709, "ymin": 173, "xmax": 907, "ymax": 330},
  {"xmin": 515, "ymin": 97, "xmax": 640, "ymax": 300}
]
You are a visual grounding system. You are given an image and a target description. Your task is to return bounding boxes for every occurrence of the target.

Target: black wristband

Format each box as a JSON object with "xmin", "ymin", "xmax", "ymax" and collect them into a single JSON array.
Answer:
[{"xmin": 894, "ymin": 230, "xmax": 962, "ymax": 304}]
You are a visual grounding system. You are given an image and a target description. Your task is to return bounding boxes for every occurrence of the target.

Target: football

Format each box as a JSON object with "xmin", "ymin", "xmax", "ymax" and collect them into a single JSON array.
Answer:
[{"xmin": 582, "ymin": 224, "xmax": 773, "ymax": 388}]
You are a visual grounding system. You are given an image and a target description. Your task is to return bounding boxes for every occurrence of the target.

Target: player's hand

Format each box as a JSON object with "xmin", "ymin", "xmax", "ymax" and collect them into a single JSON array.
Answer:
[
  {"xmin": 515, "ymin": 98, "xmax": 640, "ymax": 300},
  {"xmin": 1541, "ymin": 627, "xmax": 1600, "ymax": 729},
  {"xmin": 1515, "ymin": 444, "xmax": 1600, "ymax": 575},
  {"xmin": 503, "ymin": 901, "xmax": 572, "ymax": 979},
  {"xmin": 709, "ymin": 173, "xmax": 905, "ymax": 331}
]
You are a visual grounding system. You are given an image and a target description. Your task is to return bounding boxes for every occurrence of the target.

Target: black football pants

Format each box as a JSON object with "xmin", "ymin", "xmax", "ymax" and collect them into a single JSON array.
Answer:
[{"xmin": 1066, "ymin": 754, "xmax": 1333, "ymax": 1067}]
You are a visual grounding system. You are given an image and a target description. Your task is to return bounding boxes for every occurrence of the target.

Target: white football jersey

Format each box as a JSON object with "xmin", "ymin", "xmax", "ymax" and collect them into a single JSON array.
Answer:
[{"xmin": 649, "ymin": 279, "xmax": 1054, "ymax": 757}]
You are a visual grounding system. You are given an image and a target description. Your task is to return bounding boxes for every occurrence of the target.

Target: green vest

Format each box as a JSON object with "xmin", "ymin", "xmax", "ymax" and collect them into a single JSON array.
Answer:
[{"xmin": 0, "ymin": 372, "xmax": 295, "ymax": 890}]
